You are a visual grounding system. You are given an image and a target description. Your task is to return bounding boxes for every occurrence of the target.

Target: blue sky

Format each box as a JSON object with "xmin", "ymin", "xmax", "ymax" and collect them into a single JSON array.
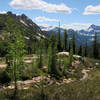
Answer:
[{"xmin": 0, "ymin": 0, "xmax": 100, "ymax": 30}]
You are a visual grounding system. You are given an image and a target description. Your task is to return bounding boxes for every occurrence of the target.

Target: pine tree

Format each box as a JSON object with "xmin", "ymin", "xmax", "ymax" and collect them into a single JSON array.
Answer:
[
  {"xmin": 37, "ymin": 40, "xmax": 43, "ymax": 69},
  {"xmin": 78, "ymin": 45, "xmax": 82, "ymax": 56},
  {"xmin": 68, "ymin": 40, "xmax": 71, "ymax": 52},
  {"xmin": 63, "ymin": 29, "xmax": 68, "ymax": 51},
  {"xmin": 57, "ymin": 22, "xmax": 62, "ymax": 52},
  {"xmin": 93, "ymin": 33, "xmax": 99, "ymax": 59},
  {"xmin": 72, "ymin": 34, "xmax": 76, "ymax": 54},
  {"xmin": 48, "ymin": 34, "xmax": 59, "ymax": 77},
  {"xmin": 85, "ymin": 40, "xmax": 88, "ymax": 57},
  {"xmin": 7, "ymin": 31, "xmax": 26, "ymax": 97},
  {"xmin": 69, "ymin": 39, "xmax": 73, "ymax": 65},
  {"xmin": 82, "ymin": 47, "xmax": 85, "ymax": 57}
]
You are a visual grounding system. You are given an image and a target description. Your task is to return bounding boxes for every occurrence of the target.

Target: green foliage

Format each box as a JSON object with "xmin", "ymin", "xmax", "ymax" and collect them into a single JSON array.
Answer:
[
  {"xmin": 82, "ymin": 47, "xmax": 85, "ymax": 57},
  {"xmin": 63, "ymin": 29, "xmax": 68, "ymax": 51},
  {"xmin": 63, "ymin": 57, "xmax": 70, "ymax": 76},
  {"xmin": 64, "ymin": 58, "xmax": 70, "ymax": 69},
  {"xmin": 85, "ymin": 40, "xmax": 88, "ymax": 57},
  {"xmin": 0, "ymin": 40, "xmax": 8, "ymax": 57},
  {"xmin": 57, "ymin": 22, "xmax": 62, "ymax": 52},
  {"xmin": 69, "ymin": 40, "xmax": 74, "ymax": 65},
  {"xmin": 93, "ymin": 33, "xmax": 99, "ymax": 59},
  {"xmin": 48, "ymin": 34, "xmax": 60, "ymax": 78},
  {"xmin": 78, "ymin": 45, "xmax": 82, "ymax": 56},
  {"xmin": 72, "ymin": 34, "xmax": 76, "ymax": 54},
  {"xmin": 0, "ymin": 69, "xmax": 11, "ymax": 84},
  {"xmin": 21, "ymin": 64, "xmax": 41, "ymax": 79},
  {"xmin": 6, "ymin": 31, "xmax": 26, "ymax": 90},
  {"xmin": 69, "ymin": 48, "xmax": 73, "ymax": 65},
  {"xmin": 0, "ymin": 13, "xmax": 45, "ymax": 56},
  {"xmin": 37, "ymin": 40, "xmax": 43, "ymax": 69}
]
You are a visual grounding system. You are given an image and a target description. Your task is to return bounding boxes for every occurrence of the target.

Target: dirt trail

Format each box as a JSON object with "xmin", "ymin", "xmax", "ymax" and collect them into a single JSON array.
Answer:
[
  {"xmin": 1, "ymin": 76, "xmax": 51, "ymax": 90},
  {"xmin": 0, "ymin": 69, "xmax": 90, "ymax": 90},
  {"xmin": 80, "ymin": 69, "xmax": 90, "ymax": 80},
  {"xmin": 0, "ymin": 75, "xmax": 74, "ymax": 90}
]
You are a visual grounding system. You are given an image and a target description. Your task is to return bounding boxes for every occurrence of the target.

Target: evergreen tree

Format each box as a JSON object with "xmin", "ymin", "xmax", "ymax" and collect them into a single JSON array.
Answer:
[
  {"xmin": 93, "ymin": 33, "xmax": 99, "ymax": 59},
  {"xmin": 37, "ymin": 40, "xmax": 43, "ymax": 69},
  {"xmin": 68, "ymin": 40, "xmax": 71, "ymax": 52},
  {"xmin": 85, "ymin": 40, "xmax": 88, "ymax": 57},
  {"xmin": 63, "ymin": 29, "xmax": 68, "ymax": 51},
  {"xmin": 48, "ymin": 34, "xmax": 59, "ymax": 77},
  {"xmin": 78, "ymin": 45, "xmax": 82, "ymax": 56},
  {"xmin": 57, "ymin": 22, "xmax": 62, "ymax": 52},
  {"xmin": 69, "ymin": 39, "xmax": 74, "ymax": 65},
  {"xmin": 7, "ymin": 31, "xmax": 26, "ymax": 97},
  {"xmin": 72, "ymin": 34, "xmax": 76, "ymax": 54},
  {"xmin": 82, "ymin": 47, "xmax": 85, "ymax": 57}
]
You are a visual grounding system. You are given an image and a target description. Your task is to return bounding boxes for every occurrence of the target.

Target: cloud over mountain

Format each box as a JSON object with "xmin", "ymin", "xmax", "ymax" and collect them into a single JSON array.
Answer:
[
  {"xmin": 35, "ymin": 16, "xmax": 59, "ymax": 22},
  {"xmin": 61, "ymin": 23, "xmax": 91, "ymax": 30}
]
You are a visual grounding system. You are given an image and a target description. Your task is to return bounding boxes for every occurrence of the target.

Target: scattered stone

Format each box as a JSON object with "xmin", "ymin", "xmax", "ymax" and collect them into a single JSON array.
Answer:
[
  {"xmin": 95, "ymin": 63, "xmax": 99, "ymax": 66},
  {"xmin": 72, "ymin": 60, "xmax": 80, "ymax": 66},
  {"xmin": 73, "ymin": 55, "xmax": 81, "ymax": 59},
  {"xmin": 0, "ymin": 64, "xmax": 7, "ymax": 68},
  {"xmin": 57, "ymin": 52, "xmax": 69, "ymax": 56},
  {"xmin": 43, "ymin": 66, "xmax": 47, "ymax": 69},
  {"xmin": 24, "ymin": 60, "xmax": 32, "ymax": 64},
  {"xmin": 56, "ymin": 82, "xmax": 61, "ymax": 85}
]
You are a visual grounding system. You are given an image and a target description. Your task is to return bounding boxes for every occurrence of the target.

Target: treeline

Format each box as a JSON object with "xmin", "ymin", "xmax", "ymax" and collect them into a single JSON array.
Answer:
[{"xmin": 47, "ymin": 24, "xmax": 100, "ymax": 59}]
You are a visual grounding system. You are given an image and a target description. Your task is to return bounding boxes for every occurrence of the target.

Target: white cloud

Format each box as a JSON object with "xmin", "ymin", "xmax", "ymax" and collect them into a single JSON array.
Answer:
[
  {"xmin": 61, "ymin": 23, "xmax": 91, "ymax": 30},
  {"xmin": 9, "ymin": 0, "xmax": 72, "ymax": 13},
  {"xmin": 35, "ymin": 16, "xmax": 59, "ymax": 22},
  {"xmin": 83, "ymin": 5, "xmax": 100, "ymax": 15},
  {"xmin": 38, "ymin": 23, "xmax": 91, "ymax": 30},
  {"xmin": 38, "ymin": 24, "xmax": 50, "ymax": 27},
  {"xmin": 0, "ymin": 11, "xmax": 7, "ymax": 14}
]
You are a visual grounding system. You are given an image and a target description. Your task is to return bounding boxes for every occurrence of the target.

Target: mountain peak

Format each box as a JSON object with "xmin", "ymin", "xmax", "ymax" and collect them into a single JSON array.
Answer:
[
  {"xmin": 89, "ymin": 24, "xmax": 96, "ymax": 29},
  {"xmin": 87, "ymin": 24, "xmax": 100, "ymax": 32}
]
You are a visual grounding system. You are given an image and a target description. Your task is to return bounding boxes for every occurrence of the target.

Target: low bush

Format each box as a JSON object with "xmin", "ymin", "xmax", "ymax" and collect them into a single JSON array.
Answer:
[{"xmin": 0, "ymin": 70, "xmax": 11, "ymax": 84}]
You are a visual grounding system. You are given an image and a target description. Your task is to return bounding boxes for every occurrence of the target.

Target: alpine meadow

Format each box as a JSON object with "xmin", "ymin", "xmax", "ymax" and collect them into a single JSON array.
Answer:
[{"xmin": 0, "ymin": 0, "xmax": 100, "ymax": 100}]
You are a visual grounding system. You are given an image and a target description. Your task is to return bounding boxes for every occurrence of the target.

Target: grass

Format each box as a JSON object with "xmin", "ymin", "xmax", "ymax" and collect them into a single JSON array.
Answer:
[
  {"xmin": 0, "ymin": 55, "xmax": 100, "ymax": 100},
  {"xmin": 0, "ymin": 68, "xmax": 100, "ymax": 100}
]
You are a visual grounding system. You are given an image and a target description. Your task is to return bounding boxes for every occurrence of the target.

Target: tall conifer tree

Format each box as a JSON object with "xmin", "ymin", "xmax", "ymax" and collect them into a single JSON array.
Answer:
[
  {"xmin": 93, "ymin": 33, "xmax": 99, "ymax": 59},
  {"xmin": 57, "ymin": 22, "xmax": 62, "ymax": 52},
  {"xmin": 48, "ymin": 34, "xmax": 60, "ymax": 77},
  {"xmin": 85, "ymin": 40, "xmax": 88, "ymax": 57},
  {"xmin": 7, "ymin": 31, "xmax": 26, "ymax": 97},
  {"xmin": 69, "ymin": 39, "xmax": 73, "ymax": 65},
  {"xmin": 72, "ymin": 34, "xmax": 76, "ymax": 54},
  {"xmin": 63, "ymin": 29, "xmax": 68, "ymax": 51},
  {"xmin": 78, "ymin": 45, "xmax": 82, "ymax": 56}
]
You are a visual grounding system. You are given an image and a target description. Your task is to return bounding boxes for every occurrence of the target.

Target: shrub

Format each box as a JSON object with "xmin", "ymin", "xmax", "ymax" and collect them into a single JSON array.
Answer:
[{"xmin": 0, "ymin": 70, "xmax": 11, "ymax": 84}]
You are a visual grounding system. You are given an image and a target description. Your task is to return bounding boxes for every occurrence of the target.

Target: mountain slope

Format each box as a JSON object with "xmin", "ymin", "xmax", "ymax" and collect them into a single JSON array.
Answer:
[{"xmin": 0, "ymin": 11, "xmax": 46, "ymax": 42}]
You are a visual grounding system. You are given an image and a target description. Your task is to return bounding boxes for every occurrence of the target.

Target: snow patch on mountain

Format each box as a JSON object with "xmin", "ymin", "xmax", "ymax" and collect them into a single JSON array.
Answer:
[
  {"xmin": 87, "ymin": 27, "xmax": 93, "ymax": 32},
  {"xmin": 20, "ymin": 20, "xmax": 28, "ymax": 26}
]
